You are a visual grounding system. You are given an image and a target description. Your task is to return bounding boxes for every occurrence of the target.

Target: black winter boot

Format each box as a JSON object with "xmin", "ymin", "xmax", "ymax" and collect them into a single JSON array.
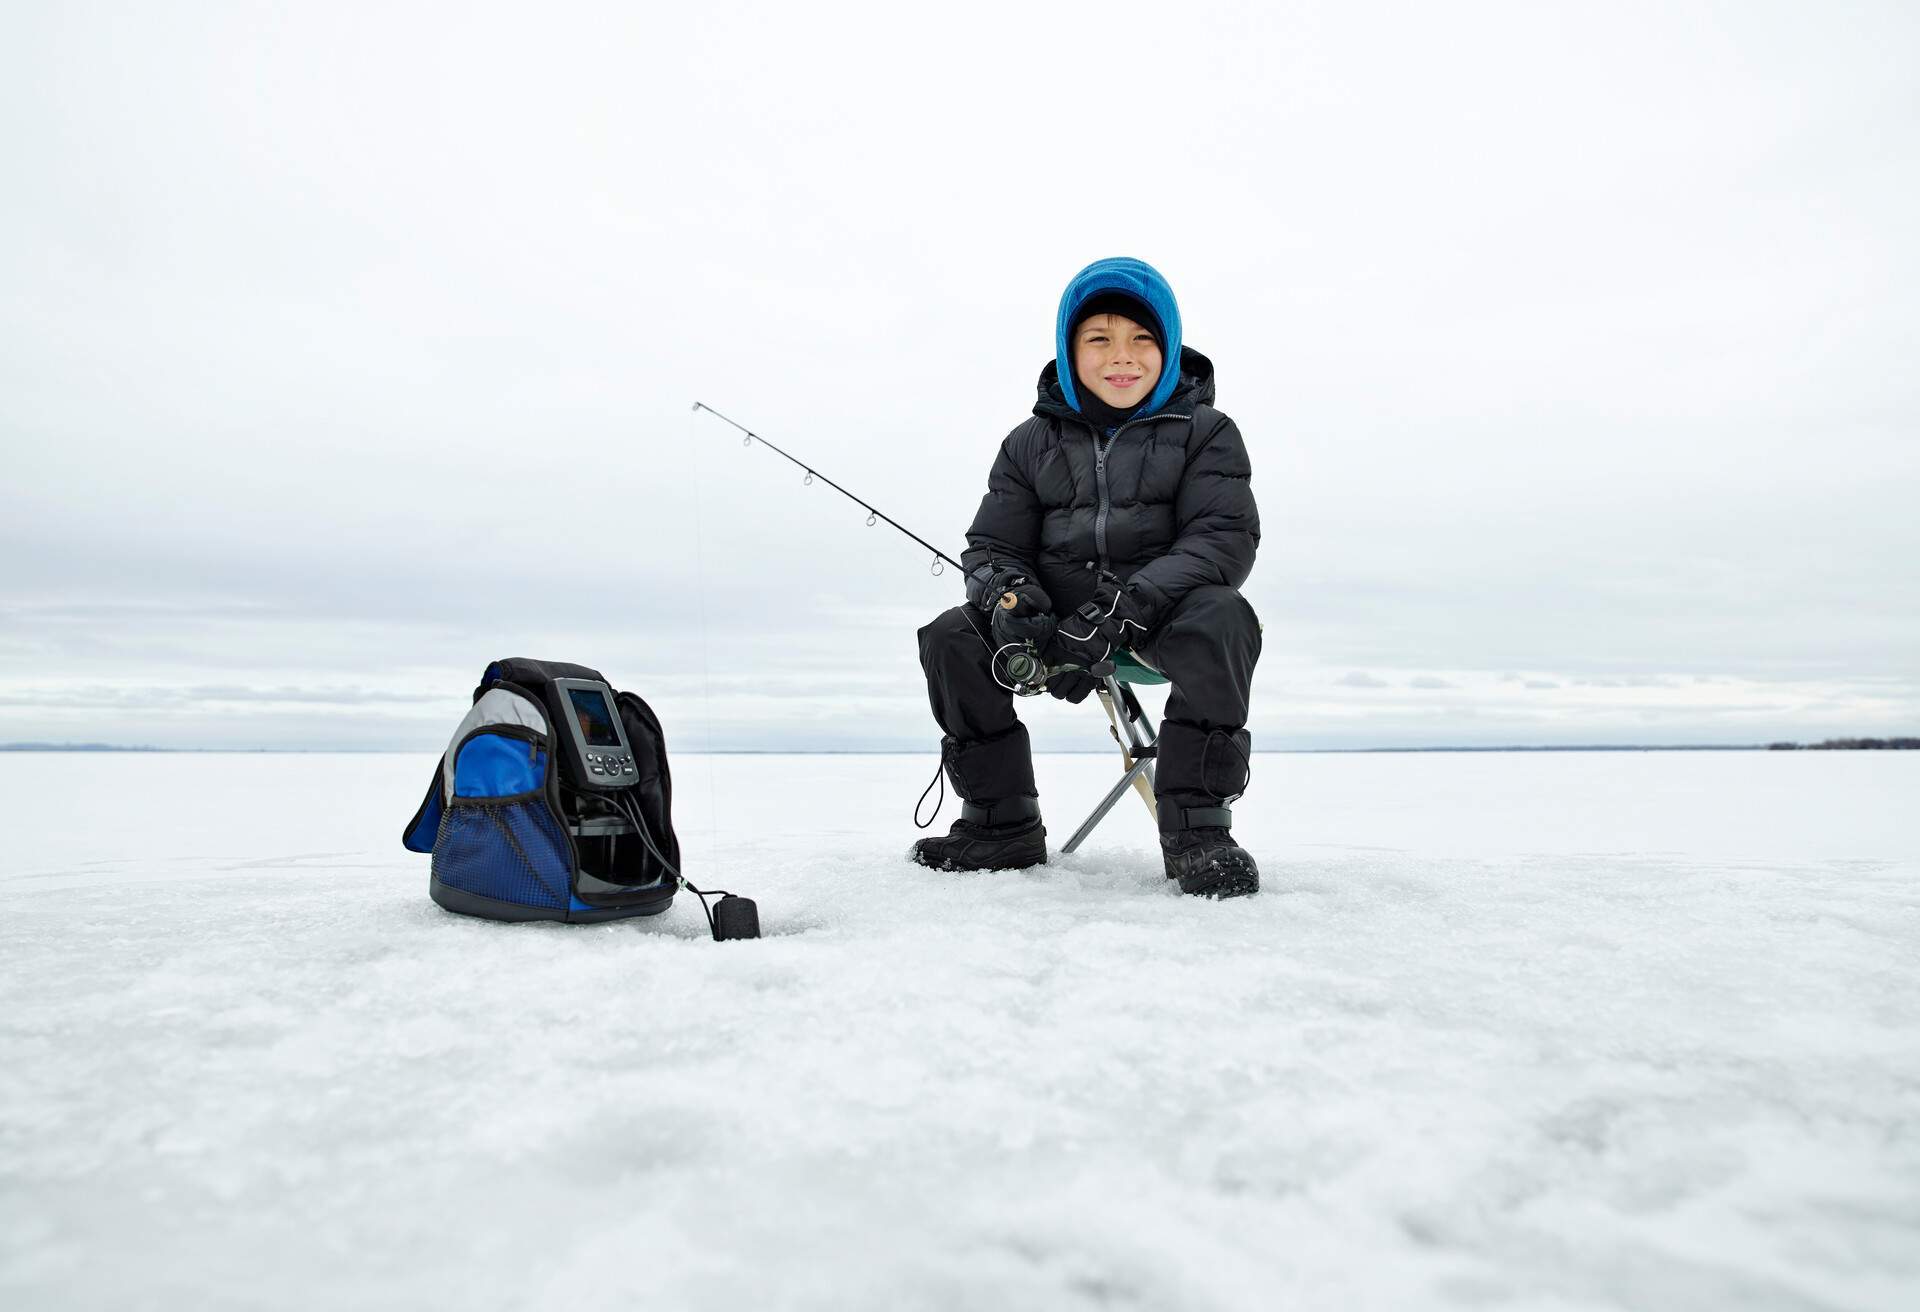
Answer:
[
  {"xmin": 909, "ymin": 797, "xmax": 1047, "ymax": 872},
  {"xmin": 1161, "ymin": 827, "xmax": 1259, "ymax": 898},
  {"xmin": 1152, "ymin": 722, "xmax": 1257, "ymax": 897}
]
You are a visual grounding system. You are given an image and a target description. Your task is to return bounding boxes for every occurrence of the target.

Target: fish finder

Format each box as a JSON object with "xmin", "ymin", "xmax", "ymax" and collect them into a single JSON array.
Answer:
[{"xmin": 551, "ymin": 677, "xmax": 638, "ymax": 790}]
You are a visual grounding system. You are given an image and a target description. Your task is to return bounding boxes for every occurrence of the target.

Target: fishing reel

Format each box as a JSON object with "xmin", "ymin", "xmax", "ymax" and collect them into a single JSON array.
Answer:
[
  {"xmin": 991, "ymin": 587, "xmax": 1122, "ymax": 696},
  {"xmin": 998, "ymin": 643, "xmax": 1054, "ymax": 696},
  {"xmin": 994, "ymin": 641, "xmax": 1114, "ymax": 697}
]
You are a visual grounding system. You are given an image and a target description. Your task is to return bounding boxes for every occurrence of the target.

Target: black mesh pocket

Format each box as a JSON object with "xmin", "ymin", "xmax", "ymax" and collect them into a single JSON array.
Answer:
[{"xmin": 432, "ymin": 800, "xmax": 571, "ymax": 910}]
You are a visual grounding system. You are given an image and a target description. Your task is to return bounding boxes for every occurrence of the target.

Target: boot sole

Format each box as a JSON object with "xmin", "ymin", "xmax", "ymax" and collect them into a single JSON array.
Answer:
[
  {"xmin": 907, "ymin": 834, "xmax": 1049, "ymax": 873},
  {"xmin": 1170, "ymin": 852, "xmax": 1260, "ymax": 898},
  {"xmin": 918, "ymin": 854, "xmax": 1049, "ymax": 873}
]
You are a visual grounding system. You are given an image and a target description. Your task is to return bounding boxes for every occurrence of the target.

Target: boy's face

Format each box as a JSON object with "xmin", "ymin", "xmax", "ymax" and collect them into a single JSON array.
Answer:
[{"xmin": 1074, "ymin": 314, "xmax": 1163, "ymax": 410}]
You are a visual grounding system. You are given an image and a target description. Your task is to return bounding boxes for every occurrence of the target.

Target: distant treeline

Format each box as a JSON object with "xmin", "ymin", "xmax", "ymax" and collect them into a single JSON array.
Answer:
[
  {"xmin": 0, "ymin": 742, "xmax": 165, "ymax": 752},
  {"xmin": 1767, "ymin": 738, "xmax": 1920, "ymax": 750}
]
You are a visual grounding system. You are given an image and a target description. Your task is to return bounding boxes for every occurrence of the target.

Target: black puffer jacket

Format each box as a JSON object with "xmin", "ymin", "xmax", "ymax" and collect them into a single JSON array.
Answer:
[{"xmin": 961, "ymin": 347, "xmax": 1259, "ymax": 626}]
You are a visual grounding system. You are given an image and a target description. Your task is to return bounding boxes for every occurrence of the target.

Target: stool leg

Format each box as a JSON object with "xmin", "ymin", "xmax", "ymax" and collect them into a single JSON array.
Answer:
[
  {"xmin": 1061, "ymin": 679, "xmax": 1161, "ymax": 855},
  {"xmin": 1062, "ymin": 758, "xmax": 1156, "ymax": 854},
  {"xmin": 1110, "ymin": 679, "xmax": 1159, "ymax": 816}
]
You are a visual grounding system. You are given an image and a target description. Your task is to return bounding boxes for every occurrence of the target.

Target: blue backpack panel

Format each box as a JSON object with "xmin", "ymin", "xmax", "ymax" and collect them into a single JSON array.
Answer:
[{"xmin": 403, "ymin": 659, "xmax": 679, "ymax": 923}]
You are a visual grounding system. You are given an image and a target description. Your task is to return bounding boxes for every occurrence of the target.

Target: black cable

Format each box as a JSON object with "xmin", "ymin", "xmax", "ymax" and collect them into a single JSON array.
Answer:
[
  {"xmin": 561, "ymin": 779, "xmax": 717, "ymax": 927},
  {"xmin": 609, "ymin": 788, "xmax": 723, "ymax": 937},
  {"xmin": 913, "ymin": 756, "xmax": 944, "ymax": 829},
  {"xmin": 595, "ymin": 783, "xmax": 739, "ymax": 940}
]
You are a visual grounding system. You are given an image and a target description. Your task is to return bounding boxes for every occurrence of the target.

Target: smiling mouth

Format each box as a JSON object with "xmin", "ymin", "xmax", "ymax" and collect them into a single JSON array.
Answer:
[{"xmin": 1105, "ymin": 374, "xmax": 1142, "ymax": 388}]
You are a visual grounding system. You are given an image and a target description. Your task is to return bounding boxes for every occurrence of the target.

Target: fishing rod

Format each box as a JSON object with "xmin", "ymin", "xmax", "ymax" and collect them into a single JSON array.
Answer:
[
  {"xmin": 690, "ymin": 400, "xmax": 1102, "ymax": 698},
  {"xmin": 690, "ymin": 401, "xmax": 965, "ymax": 577}
]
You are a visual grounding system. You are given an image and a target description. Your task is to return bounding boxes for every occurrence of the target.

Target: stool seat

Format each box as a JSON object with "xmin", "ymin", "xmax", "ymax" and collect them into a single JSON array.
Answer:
[{"xmin": 1109, "ymin": 649, "xmax": 1168, "ymax": 686}]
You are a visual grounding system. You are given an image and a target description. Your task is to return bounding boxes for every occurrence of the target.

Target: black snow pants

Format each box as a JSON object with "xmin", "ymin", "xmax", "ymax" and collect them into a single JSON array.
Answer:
[{"xmin": 917, "ymin": 584, "xmax": 1260, "ymax": 834}]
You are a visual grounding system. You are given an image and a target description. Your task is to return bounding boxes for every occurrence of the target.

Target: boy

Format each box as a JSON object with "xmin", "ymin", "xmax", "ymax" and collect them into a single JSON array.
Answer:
[{"xmin": 911, "ymin": 257, "xmax": 1262, "ymax": 897}]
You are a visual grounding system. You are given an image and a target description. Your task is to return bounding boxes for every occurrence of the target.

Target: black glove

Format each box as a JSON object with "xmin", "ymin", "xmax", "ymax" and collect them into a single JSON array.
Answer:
[
  {"xmin": 988, "ymin": 579, "xmax": 1057, "ymax": 652},
  {"xmin": 1050, "ymin": 613, "xmax": 1108, "ymax": 669},
  {"xmin": 1053, "ymin": 579, "xmax": 1154, "ymax": 666},
  {"xmin": 965, "ymin": 562, "xmax": 1027, "ymax": 612},
  {"xmin": 1046, "ymin": 670, "xmax": 1100, "ymax": 704},
  {"xmin": 1097, "ymin": 581, "xmax": 1155, "ymax": 650}
]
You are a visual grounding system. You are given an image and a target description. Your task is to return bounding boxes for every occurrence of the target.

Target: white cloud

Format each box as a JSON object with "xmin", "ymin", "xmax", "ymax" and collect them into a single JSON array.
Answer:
[{"xmin": 2, "ymin": 1, "xmax": 1917, "ymax": 749}]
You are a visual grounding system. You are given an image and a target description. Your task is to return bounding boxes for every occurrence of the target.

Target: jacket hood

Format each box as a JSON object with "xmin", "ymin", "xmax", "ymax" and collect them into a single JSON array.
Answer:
[
  {"xmin": 1054, "ymin": 257, "xmax": 1185, "ymax": 418},
  {"xmin": 1035, "ymin": 346, "xmax": 1216, "ymax": 423}
]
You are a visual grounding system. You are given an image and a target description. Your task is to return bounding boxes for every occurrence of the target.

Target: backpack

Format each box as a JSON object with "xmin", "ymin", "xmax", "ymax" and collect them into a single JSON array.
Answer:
[{"xmin": 402, "ymin": 657, "xmax": 683, "ymax": 923}]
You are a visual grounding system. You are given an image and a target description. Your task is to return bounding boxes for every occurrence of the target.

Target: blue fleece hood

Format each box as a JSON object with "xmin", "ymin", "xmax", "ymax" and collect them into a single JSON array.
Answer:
[{"xmin": 1054, "ymin": 257, "xmax": 1184, "ymax": 419}]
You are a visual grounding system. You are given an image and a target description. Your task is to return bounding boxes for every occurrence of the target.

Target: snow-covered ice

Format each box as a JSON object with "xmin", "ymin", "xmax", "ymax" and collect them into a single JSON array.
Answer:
[{"xmin": 3, "ymin": 749, "xmax": 1917, "ymax": 1310}]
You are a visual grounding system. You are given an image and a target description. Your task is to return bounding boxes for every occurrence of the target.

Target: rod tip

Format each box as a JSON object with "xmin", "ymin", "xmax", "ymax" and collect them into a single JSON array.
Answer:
[{"xmin": 689, "ymin": 401, "xmax": 704, "ymax": 412}]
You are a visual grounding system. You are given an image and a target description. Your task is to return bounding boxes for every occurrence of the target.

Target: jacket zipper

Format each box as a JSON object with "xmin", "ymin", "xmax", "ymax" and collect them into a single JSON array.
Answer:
[
  {"xmin": 1093, "ymin": 434, "xmax": 1112, "ymax": 568},
  {"xmin": 1088, "ymin": 409, "xmax": 1192, "ymax": 573}
]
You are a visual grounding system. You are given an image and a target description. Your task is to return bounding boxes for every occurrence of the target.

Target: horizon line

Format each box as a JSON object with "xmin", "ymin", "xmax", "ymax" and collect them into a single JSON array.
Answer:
[{"xmin": 4, "ymin": 742, "xmax": 1915, "ymax": 757}]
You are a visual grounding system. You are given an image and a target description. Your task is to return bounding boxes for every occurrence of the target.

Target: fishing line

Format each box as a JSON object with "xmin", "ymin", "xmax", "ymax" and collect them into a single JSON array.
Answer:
[
  {"xmin": 694, "ymin": 399, "xmax": 976, "ymax": 832},
  {"xmin": 692, "ymin": 400, "xmax": 1087, "ymax": 829},
  {"xmin": 691, "ymin": 401, "xmax": 964, "ymax": 577},
  {"xmin": 686, "ymin": 403, "xmax": 722, "ymax": 856}
]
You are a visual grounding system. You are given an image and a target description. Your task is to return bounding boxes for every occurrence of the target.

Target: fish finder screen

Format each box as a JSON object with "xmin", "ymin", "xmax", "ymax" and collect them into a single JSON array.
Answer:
[{"xmin": 568, "ymin": 688, "xmax": 621, "ymax": 747}]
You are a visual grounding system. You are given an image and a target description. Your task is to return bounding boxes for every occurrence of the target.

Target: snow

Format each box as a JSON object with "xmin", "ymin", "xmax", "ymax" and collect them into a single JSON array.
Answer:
[{"xmin": 3, "ymin": 749, "xmax": 1917, "ymax": 1310}]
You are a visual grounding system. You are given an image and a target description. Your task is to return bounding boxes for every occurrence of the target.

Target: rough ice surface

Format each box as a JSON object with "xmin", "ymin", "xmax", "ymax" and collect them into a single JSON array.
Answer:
[{"xmin": 2, "ymin": 750, "xmax": 1917, "ymax": 1310}]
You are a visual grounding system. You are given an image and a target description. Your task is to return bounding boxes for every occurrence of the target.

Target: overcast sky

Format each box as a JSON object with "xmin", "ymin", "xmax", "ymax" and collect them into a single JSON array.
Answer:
[{"xmin": 3, "ymin": 0, "xmax": 1916, "ymax": 752}]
